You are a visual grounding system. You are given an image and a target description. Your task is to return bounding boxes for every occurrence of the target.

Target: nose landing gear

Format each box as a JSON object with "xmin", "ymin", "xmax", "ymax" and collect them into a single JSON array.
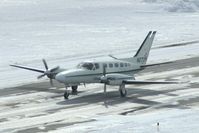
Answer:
[
  {"xmin": 64, "ymin": 90, "xmax": 70, "ymax": 99},
  {"xmin": 64, "ymin": 85, "xmax": 78, "ymax": 99}
]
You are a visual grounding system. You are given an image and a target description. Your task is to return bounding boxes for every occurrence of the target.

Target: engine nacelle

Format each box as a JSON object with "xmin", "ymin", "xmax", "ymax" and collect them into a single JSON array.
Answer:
[
  {"xmin": 108, "ymin": 80, "xmax": 123, "ymax": 85},
  {"xmin": 105, "ymin": 73, "xmax": 135, "ymax": 85}
]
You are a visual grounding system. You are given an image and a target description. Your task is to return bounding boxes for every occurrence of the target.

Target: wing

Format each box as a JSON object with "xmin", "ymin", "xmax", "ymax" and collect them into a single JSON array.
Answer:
[
  {"xmin": 123, "ymin": 79, "xmax": 180, "ymax": 84},
  {"xmin": 101, "ymin": 73, "xmax": 180, "ymax": 85},
  {"xmin": 10, "ymin": 64, "xmax": 45, "ymax": 73}
]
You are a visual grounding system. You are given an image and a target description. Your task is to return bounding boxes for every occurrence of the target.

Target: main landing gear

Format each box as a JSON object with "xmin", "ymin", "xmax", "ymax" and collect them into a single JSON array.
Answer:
[
  {"xmin": 72, "ymin": 86, "xmax": 78, "ymax": 94},
  {"xmin": 119, "ymin": 84, "xmax": 127, "ymax": 97},
  {"xmin": 64, "ymin": 86, "xmax": 78, "ymax": 99},
  {"xmin": 64, "ymin": 84, "xmax": 127, "ymax": 99}
]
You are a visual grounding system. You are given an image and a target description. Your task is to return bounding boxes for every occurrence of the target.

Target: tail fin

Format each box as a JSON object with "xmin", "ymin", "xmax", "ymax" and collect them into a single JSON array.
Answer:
[{"xmin": 134, "ymin": 31, "xmax": 156, "ymax": 65}]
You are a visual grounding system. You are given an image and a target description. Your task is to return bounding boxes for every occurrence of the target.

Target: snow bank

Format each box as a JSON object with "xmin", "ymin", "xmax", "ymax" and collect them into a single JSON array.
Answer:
[{"xmin": 143, "ymin": 0, "xmax": 199, "ymax": 12}]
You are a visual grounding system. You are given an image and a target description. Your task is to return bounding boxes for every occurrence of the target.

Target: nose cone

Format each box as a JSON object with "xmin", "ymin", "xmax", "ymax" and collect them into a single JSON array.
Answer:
[{"xmin": 55, "ymin": 73, "xmax": 66, "ymax": 83}]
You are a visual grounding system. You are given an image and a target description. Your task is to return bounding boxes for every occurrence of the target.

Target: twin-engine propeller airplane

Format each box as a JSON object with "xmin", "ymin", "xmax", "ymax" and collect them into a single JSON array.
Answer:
[{"xmin": 10, "ymin": 31, "xmax": 180, "ymax": 99}]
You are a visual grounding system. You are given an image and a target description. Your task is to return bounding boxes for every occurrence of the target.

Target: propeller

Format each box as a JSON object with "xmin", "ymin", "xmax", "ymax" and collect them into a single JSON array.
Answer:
[
  {"xmin": 100, "ymin": 65, "xmax": 108, "ymax": 94},
  {"xmin": 37, "ymin": 59, "xmax": 60, "ymax": 86}
]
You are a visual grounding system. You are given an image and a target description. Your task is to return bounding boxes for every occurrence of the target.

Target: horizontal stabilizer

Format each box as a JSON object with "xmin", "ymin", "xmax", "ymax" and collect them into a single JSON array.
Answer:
[
  {"xmin": 108, "ymin": 54, "xmax": 118, "ymax": 59},
  {"xmin": 140, "ymin": 61, "xmax": 174, "ymax": 69}
]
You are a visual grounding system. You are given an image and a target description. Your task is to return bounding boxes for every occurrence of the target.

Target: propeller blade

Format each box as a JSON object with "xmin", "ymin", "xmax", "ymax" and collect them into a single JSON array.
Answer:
[
  {"xmin": 10, "ymin": 64, "xmax": 45, "ymax": 73},
  {"xmin": 104, "ymin": 83, "xmax": 106, "ymax": 93},
  {"xmin": 50, "ymin": 66, "xmax": 60, "ymax": 72},
  {"xmin": 42, "ymin": 59, "xmax": 48, "ymax": 70},
  {"xmin": 50, "ymin": 79, "xmax": 54, "ymax": 86},
  {"xmin": 37, "ymin": 74, "xmax": 46, "ymax": 79}
]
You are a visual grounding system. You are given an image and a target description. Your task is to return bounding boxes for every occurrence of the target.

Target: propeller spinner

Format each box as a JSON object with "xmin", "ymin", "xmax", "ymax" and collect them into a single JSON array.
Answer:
[{"xmin": 37, "ymin": 59, "xmax": 60, "ymax": 86}]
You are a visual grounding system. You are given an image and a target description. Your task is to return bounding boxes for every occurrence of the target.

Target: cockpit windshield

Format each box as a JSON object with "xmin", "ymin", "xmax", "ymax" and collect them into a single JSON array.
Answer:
[
  {"xmin": 77, "ymin": 62, "xmax": 94, "ymax": 70},
  {"xmin": 77, "ymin": 62, "xmax": 100, "ymax": 70}
]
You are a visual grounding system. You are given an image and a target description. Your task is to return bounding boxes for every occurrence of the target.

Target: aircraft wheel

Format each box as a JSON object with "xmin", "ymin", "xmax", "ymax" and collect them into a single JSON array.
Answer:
[
  {"xmin": 71, "ymin": 86, "xmax": 78, "ymax": 94},
  {"xmin": 119, "ymin": 84, "xmax": 127, "ymax": 97},
  {"xmin": 64, "ymin": 91, "xmax": 70, "ymax": 99}
]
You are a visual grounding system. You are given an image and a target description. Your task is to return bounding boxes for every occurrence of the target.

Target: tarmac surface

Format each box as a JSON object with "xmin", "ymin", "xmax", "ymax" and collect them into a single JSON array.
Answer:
[{"xmin": 0, "ymin": 56, "xmax": 199, "ymax": 132}]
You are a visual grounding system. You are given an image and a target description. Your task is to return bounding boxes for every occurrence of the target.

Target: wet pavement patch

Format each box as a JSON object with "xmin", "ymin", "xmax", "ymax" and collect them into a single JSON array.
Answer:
[
  {"xmin": 4, "ymin": 102, "xmax": 20, "ymax": 108},
  {"xmin": 28, "ymin": 113, "xmax": 47, "ymax": 118},
  {"xmin": 178, "ymin": 97, "xmax": 199, "ymax": 105},
  {"xmin": 156, "ymin": 40, "xmax": 199, "ymax": 49},
  {"xmin": 189, "ymin": 83, "xmax": 199, "ymax": 88},
  {"xmin": 0, "ymin": 118, "xmax": 8, "ymax": 123},
  {"xmin": 16, "ymin": 119, "xmax": 95, "ymax": 133},
  {"xmin": 120, "ymin": 106, "xmax": 149, "ymax": 115}
]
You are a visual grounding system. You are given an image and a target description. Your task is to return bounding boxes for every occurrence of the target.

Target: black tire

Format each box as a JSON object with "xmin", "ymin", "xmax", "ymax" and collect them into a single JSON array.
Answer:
[
  {"xmin": 64, "ymin": 91, "xmax": 70, "ymax": 99},
  {"xmin": 119, "ymin": 88, "xmax": 127, "ymax": 97},
  {"xmin": 71, "ymin": 86, "xmax": 78, "ymax": 94}
]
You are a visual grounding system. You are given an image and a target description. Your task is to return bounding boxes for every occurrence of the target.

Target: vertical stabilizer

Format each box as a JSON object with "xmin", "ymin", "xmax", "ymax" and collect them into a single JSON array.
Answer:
[{"xmin": 134, "ymin": 31, "xmax": 156, "ymax": 65}]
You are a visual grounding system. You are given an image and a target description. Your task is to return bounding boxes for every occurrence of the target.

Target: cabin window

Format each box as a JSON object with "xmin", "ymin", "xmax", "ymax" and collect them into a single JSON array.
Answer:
[
  {"xmin": 109, "ymin": 63, "xmax": 113, "ymax": 68},
  {"xmin": 94, "ymin": 63, "xmax": 100, "ymax": 69},
  {"xmin": 128, "ymin": 63, "xmax": 131, "ymax": 66},
  {"xmin": 120, "ymin": 63, "xmax": 124, "ymax": 67},
  {"xmin": 125, "ymin": 63, "xmax": 127, "ymax": 67},
  {"xmin": 103, "ymin": 63, "xmax": 107, "ymax": 68},
  {"xmin": 115, "ymin": 63, "xmax": 119, "ymax": 67}
]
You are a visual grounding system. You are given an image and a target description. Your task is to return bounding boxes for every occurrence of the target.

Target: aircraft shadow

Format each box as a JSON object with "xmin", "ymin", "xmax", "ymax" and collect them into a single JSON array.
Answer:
[
  {"xmin": 0, "ymin": 81, "xmax": 65, "ymax": 97},
  {"xmin": 57, "ymin": 86, "xmax": 189, "ymax": 110}
]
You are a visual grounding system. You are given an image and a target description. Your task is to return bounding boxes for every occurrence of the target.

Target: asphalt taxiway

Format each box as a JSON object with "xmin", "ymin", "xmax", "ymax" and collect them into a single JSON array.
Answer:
[{"xmin": 0, "ymin": 56, "xmax": 199, "ymax": 133}]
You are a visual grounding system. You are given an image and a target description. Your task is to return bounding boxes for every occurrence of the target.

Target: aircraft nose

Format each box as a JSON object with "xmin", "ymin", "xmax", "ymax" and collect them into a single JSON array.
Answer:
[{"xmin": 55, "ymin": 73, "xmax": 66, "ymax": 83}]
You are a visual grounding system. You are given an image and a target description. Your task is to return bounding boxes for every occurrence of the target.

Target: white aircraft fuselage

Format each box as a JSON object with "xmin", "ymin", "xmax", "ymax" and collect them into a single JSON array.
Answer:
[{"xmin": 55, "ymin": 60, "xmax": 139, "ymax": 86}]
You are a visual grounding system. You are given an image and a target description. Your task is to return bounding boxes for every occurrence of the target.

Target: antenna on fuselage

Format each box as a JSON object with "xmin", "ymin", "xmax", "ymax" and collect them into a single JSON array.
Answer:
[{"xmin": 108, "ymin": 54, "xmax": 118, "ymax": 60}]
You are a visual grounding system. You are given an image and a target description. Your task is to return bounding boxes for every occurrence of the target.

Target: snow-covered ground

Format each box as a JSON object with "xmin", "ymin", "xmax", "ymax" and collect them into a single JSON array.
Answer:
[{"xmin": 55, "ymin": 108, "xmax": 199, "ymax": 133}]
